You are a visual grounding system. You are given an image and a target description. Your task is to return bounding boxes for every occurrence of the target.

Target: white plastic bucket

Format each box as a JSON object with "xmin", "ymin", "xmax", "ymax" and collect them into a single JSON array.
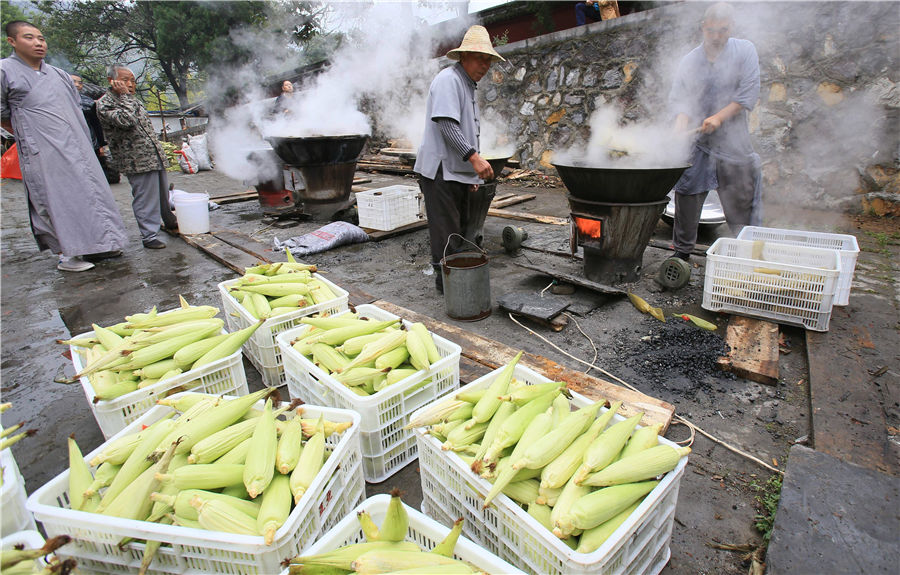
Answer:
[{"xmin": 173, "ymin": 192, "xmax": 210, "ymax": 234}]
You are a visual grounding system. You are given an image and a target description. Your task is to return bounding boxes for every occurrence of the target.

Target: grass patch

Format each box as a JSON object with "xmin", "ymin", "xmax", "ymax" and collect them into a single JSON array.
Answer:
[{"xmin": 751, "ymin": 474, "xmax": 783, "ymax": 542}]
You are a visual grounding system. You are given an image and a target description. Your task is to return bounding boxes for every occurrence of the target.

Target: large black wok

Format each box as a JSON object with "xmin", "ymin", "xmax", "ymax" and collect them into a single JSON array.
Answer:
[
  {"xmin": 553, "ymin": 161, "xmax": 689, "ymax": 203},
  {"xmin": 266, "ymin": 134, "xmax": 368, "ymax": 167}
]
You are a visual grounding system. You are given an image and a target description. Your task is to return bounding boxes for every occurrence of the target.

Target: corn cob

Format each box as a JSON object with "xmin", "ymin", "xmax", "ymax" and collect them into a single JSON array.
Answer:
[
  {"xmin": 88, "ymin": 427, "xmax": 145, "ymax": 466},
  {"xmin": 409, "ymin": 323, "xmax": 441, "ymax": 364},
  {"xmin": 238, "ymin": 283, "xmax": 310, "ymax": 298},
  {"xmin": 156, "ymin": 391, "xmax": 218, "ymax": 412},
  {"xmin": 481, "ymin": 389, "xmax": 560, "ymax": 465},
  {"xmin": 442, "ymin": 419, "xmax": 489, "ymax": 451},
  {"xmin": 91, "ymin": 371, "xmax": 139, "ymax": 400},
  {"xmin": 112, "ymin": 330, "xmax": 214, "ymax": 372},
  {"xmin": 157, "ymin": 463, "xmax": 245, "ymax": 490},
  {"xmin": 258, "ymin": 473, "xmax": 292, "ymax": 544},
  {"xmin": 222, "ymin": 484, "xmax": 253, "ymax": 500},
  {"xmin": 406, "ymin": 399, "xmax": 470, "ymax": 429},
  {"xmin": 581, "ymin": 444, "xmax": 690, "ymax": 487},
  {"xmin": 551, "ymin": 393, "xmax": 572, "ymax": 427},
  {"xmin": 299, "ymin": 418, "xmax": 353, "ymax": 438},
  {"xmin": 467, "ymin": 400, "xmax": 511, "ymax": 465},
  {"xmin": 404, "ymin": 327, "xmax": 430, "ymax": 371},
  {"xmin": 92, "ymin": 322, "xmax": 124, "ymax": 349},
  {"xmin": 216, "ymin": 437, "xmax": 252, "ymax": 465},
  {"xmin": 67, "ymin": 435, "xmax": 99, "ymax": 512},
  {"xmin": 144, "ymin": 454, "xmax": 190, "ymax": 522},
  {"xmin": 540, "ymin": 401, "xmax": 621, "ymax": 489},
  {"xmin": 549, "ymin": 473, "xmax": 591, "ymax": 539},
  {"xmin": 138, "ymin": 516, "xmax": 170, "ymax": 575},
  {"xmin": 527, "ymin": 502, "xmax": 553, "ymax": 531},
  {"xmin": 188, "ymin": 418, "xmax": 259, "ymax": 464},
  {"xmin": 243, "ymin": 272, "xmax": 310, "ymax": 285},
  {"xmin": 455, "ymin": 388, "xmax": 485, "ymax": 403},
  {"xmin": 377, "ymin": 488, "xmax": 410, "ymax": 542},
  {"xmin": 429, "ymin": 516, "xmax": 464, "ymax": 557},
  {"xmin": 96, "ymin": 418, "xmax": 176, "ymax": 512},
  {"xmin": 489, "ymin": 455, "xmax": 542, "ymax": 483},
  {"xmin": 158, "ymin": 388, "xmax": 273, "ymax": 456},
  {"xmin": 555, "ymin": 480, "xmax": 659, "ymax": 535},
  {"xmin": 266, "ymin": 294, "xmax": 309, "ymax": 308},
  {"xmin": 249, "ymin": 293, "xmax": 272, "ymax": 319},
  {"xmin": 429, "ymin": 419, "xmax": 464, "ymax": 441},
  {"xmin": 133, "ymin": 358, "xmax": 179, "ymax": 380},
  {"xmin": 311, "ymin": 343, "xmax": 350, "ymax": 373},
  {"xmin": 617, "ymin": 423, "xmax": 663, "ymax": 461},
  {"xmin": 374, "ymin": 345, "xmax": 410, "ymax": 370},
  {"xmin": 333, "ymin": 332, "xmax": 383, "ymax": 356},
  {"xmin": 169, "ymin": 333, "xmax": 230, "ymax": 369},
  {"xmin": 244, "ymin": 398, "xmax": 278, "ymax": 498},
  {"xmin": 299, "ymin": 314, "xmax": 361, "ymax": 330},
  {"xmin": 192, "ymin": 320, "xmax": 264, "ymax": 369},
  {"xmin": 291, "ymin": 417, "xmax": 325, "ymax": 503},
  {"xmin": 335, "ymin": 367, "xmax": 389, "ymax": 387},
  {"xmin": 498, "ymin": 380, "xmax": 566, "ymax": 405},
  {"xmin": 445, "ymin": 402, "xmax": 474, "ymax": 423},
  {"xmin": 276, "ymin": 413, "xmax": 304, "ymax": 474},
  {"xmin": 536, "ymin": 485, "xmax": 562, "ymax": 506},
  {"xmin": 472, "ymin": 352, "xmax": 522, "ymax": 426},
  {"xmin": 137, "ymin": 319, "xmax": 224, "ymax": 344},
  {"xmin": 242, "ymin": 294, "xmax": 258, "ymax": 318},
  {"xmin": 340, "ymin": 330, "xmax": 407, "ymax": 372},
  {"xmin": 482, "ymin": 410, "xmax": 553, "ymax": 508},
  {"xmin": 83, "ymin": 461, "xmax": 120, "ymax": 498},
  {"xmin": 102, "ymin": 438, "xmax": 178, "ymax": 520},
  {"xmin": 308, "ymin": 278, "xmax": 338, "ymax": 304},
  {"xmin": 268, "ymin": 306, "xmax": 303, "ymax": 318},
  {"xmin": 0, "ymin": 536, "xmax": 71, "ymax": 569},
  {"xmin": 384, "ymin": 368, "xmax": 419, "ymax": 388},
  {"xmin": 191, "ymin": 496, "xmax": 259, "ymax": 535},
  {"xmin": 357, "ymin": 510, "xmax": 381, "ymax": 541},
  {"xmin": 576, "ymin": 500, "xmax": 642, "ymax": 553},
  {"xmin": 290, "ymin": 542, "xmax": 420, "ymax": 571},
  {"xmin": 503, "ymin": 479, "xmax": 540, "ymax": 505},
  {"xmin": 126, "ymin": 306, "xmax": 219, "ymax": 329},
  {"xmin": 351, "ymin": 550, "xmax": 471, "ymax": 575},
  {"xmin": 513, "ymin": 400, "xmax": 605, "ymax": 471},
  {"xmin": 0, "ymin": 422, "xmax": 24, "ymax": 440},
  {"xmin": 573, "ymin": 412, "xmax": 643, "ymax": 485},
  {"xmin": 151, "ymin": 488, "xmax": 260, "ymax": 522}
]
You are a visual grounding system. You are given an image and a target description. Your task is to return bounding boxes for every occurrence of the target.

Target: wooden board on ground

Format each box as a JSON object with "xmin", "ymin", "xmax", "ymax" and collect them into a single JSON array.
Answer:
[
  {"xmin": 716, "ymin": 316, "xmax": 779, "ymax": 385},
  {"xmin": 514, "ymin": 261, "xmax": 627, "ymax": 296},
  {"xmin": 361, "ymin": 219, "xmax": 428, "ymax": 241},
  {"xmin": 214, "ymin": 191, "xmax": 259, "ymax": 205},
  {"xmin": 373, "ymin": 300, "xmax": 675, "ymax": 431},
  {"xmin": 487, "ymin": 208, "xmax": 568, "ymax": 225},
  {"xmin": 490, "ymin": 193, "xmax": 536, "ymax": 209},
  {"xmin": 210, "ymin": 229, "xmax": 273, "ymax": 264},
  {"xmin": 179, "ymin": 233, "xmax": 259, "ymax": 275}
]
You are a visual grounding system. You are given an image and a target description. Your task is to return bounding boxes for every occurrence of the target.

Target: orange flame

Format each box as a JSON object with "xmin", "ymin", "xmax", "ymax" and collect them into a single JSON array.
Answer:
[{"xmin": 575, "ymin": 217, "xmax": 602, "ymax": 239}]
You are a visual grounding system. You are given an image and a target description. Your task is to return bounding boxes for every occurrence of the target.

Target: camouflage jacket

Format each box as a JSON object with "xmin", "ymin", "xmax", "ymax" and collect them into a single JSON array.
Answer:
[{"xmin": 96, "ymin": 89, "xmax": 166, "ymax": 175}]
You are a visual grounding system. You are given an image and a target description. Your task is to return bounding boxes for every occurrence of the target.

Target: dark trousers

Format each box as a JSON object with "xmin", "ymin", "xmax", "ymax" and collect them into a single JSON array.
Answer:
[
  {"xmin": 575, "ymin": 2, "xmax": 603, "ymax": 26},
  {"xmin": 673, "ymin": 160, "xmax": 756, "ymax": 254},
  {"xmin": 419, "ymin": 166, "xmax": 494, "ymax": 270}
]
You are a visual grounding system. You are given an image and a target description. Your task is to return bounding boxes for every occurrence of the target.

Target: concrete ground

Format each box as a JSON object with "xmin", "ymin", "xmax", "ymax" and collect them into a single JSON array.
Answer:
[{"xmin": 2, "ymin": 166, "xmax": 898, "ymax": 574}]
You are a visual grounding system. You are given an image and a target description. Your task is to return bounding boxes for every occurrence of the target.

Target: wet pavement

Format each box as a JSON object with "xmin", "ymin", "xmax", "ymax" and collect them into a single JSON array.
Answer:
[{"xmin": 2, "ymin": 166, "xmax": 898, "ymax": 574}]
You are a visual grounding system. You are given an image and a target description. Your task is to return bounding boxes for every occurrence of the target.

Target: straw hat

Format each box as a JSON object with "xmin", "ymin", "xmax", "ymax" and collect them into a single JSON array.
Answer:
[{"xmin": 446, "ymin": 25, "xmax": 506, "ymax": 62}]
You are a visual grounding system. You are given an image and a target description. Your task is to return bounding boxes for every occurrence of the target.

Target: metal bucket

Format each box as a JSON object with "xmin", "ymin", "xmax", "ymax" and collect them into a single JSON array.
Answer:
[{"xmin": 441, "ymin": 235, "xmax": 491, "ymax": 321}]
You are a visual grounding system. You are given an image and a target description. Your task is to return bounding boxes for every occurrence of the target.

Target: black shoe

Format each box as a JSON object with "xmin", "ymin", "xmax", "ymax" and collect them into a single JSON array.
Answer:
[
  {"xmin": 143, "ymin": 239, "xmax": 166, "ymax": 249},
  {"xmin": 674, "ymin": 251, "xmax": 691, "ymax": 262},
  {"xmin": 435, "ymin": 274, "xmax": 444, "ymax": 294},
  {"xmin": 83, "ymin": 250, "xmax": 123, "ymax": 262}
]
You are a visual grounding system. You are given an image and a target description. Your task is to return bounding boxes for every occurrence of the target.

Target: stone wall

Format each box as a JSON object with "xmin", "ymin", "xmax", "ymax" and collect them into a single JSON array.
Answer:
[{"xmin": 483, "ymin": 2, "xmax": 899, "ymax": 214}]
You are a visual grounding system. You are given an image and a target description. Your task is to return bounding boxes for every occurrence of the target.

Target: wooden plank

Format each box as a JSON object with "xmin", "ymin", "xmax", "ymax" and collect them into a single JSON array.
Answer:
[
  {"xmin": 487, "ymin": 208, "xmax": 568, "ymax": 226},
  {"xmin": 491, "ymin": 193, "xmax": 516, "ymax": 203},
  {"xmin": 214, "ymin": 192, "xmax": 258, "ymax": 205},
  {"xmin": 647, "ymin": 238, "xmax": 709, "ymax": 257},
  {"xmin": 373, "ymin": 300, "xmax": 674, "ymax": 432},
  {"xmin": 179, "ymin": 233, "xmax": 258, "ymax": 275},
  {"xmin": 460, "ymin": 356, "xmax": 492, "ymax": 385},
  {"xmin": 490, "ymin": 194, "xmax": 536, "ymax": 209},
  {"xmin": 210, "ymin": 229, "xmax": 274, "ymax": 263},
  {"xmin": 361, "ymin": 220, "xmax": 428, "ymax": 241},
  {"xmin": 514, "ymin": 261, "xmax": 627, "ymax": 296},
  {"xmin": 716, "ymin": 316, "xmax": 779, "ymax": 385}
]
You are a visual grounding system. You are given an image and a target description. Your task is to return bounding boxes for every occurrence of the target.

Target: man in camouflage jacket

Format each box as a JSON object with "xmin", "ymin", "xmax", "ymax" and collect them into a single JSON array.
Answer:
[{"xmin": 97, "ymin": 64, "xmax": 177, "ymax": 248}]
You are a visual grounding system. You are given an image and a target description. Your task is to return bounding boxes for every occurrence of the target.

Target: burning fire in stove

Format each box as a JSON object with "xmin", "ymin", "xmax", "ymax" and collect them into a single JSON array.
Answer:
[{"xmin": 575, "ymin": 216, "xmax": 603, "ymax": 239}]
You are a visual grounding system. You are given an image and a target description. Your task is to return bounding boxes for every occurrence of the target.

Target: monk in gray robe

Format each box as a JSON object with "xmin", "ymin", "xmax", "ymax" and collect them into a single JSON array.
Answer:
[{"xmin": 1, "ymin": 20, "xmax": 127, "ymax": 272}]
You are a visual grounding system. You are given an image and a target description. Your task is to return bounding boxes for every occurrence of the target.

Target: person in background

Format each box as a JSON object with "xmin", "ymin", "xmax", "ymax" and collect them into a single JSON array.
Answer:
[
  {"xmin": 575, "ymin": 1, "xmax": 604, "ymax": 26},
  {"xmin": 668, "ymin": 2, "xmax": 761, "ymax": 261},
  {"xmin": 1, "ymin": 21, "xmax": 127, "ymax": 272},
  {"xmin": 414, "ymin": 25, "xmax": 503, "ymax": 293},
  {"xmin": 97, "ymin": 64, "xmax": 178, "ymax": 249},
  {"xmin": 70, "ymin": 73, "xmax": 119, "ymax": 184},
  {"xmin": 272, "ymin": 80, "xmax": 294, "ymax": 115}
]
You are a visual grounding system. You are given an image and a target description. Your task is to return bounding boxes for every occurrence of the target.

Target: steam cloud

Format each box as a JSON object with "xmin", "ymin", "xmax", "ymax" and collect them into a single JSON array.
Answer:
[{"xmin": 208, "ymin": 3, "xmax": 514, "ymax": 185}]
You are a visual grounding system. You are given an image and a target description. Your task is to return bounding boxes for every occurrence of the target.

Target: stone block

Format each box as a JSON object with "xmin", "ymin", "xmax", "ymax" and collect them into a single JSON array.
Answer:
[
  {"xmin": 547, "ymin": 69, "xmax": 558, "ymax": 92},
  {"xmin": 537, "ymin": 96, "xmax": 549, "ymax": 106},
  {"xmin": 600, "ymin": 69, "xmax": 624, "ymax": 90},
  {"xmin": 546, "ymin": 108, "xmax": 566, "ymax": 125},
  {"xmin": 527, "ymin": 78, "xmax": 542, "ymax": 94},
  {"xmin": 552, "ymin": 92, "xmax": 561, "ymax": 106},
  {"xmin": 861, "ymin": 193, "xmax": 900, "ymax": 217},
  {"xmin": 514, "ymin": 67, "xmax": 526, "ymax": 82},
  {"xmin": 623, "ymin": 62, "xmax": 638, "ymax": 84},
  {"xmin": 564, "ymin": 94, "xmax": 583, "ymax": 105},
  {"xmin": 768, "ymin": 82, "xmax": 787, "ymax": 102},
  {"xmin": 565, "ymin": 69, "xmax": 580, "ymax": 87},
  {"xmin": 485, "ymin": 86, "xmax": 498, "ymax": 103},
  {"xmin": 582, "ymin": 70, "xmax": 597, "ymax": 88},
  {"xmin": 816, "ymin": 81, "xmax": 845, "ymax": 106},
  {"xmin": 519, "ymin": 101, "xmax": 535, "ymax": 116},
  {"xmin": 540, "ymin": 149, "xmax": 555, "ymax": 169},
  {"xmin": 491, "ymin": 69, "xmax": 504, "ymax": 84}
]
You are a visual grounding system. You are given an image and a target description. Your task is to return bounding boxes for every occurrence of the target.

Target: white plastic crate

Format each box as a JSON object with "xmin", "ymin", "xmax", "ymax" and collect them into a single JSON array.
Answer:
[
  {"xmin": 737, "ymin": 226, "xmax": 859, "ymax": 306},
  {"xmin": 71, "ymin": 319, "xmax": 249, "ymax": 439},
  {"xmin": 282, "ymin": 494, "xmax": 526, "ymax": 575},
  {"xmin": 218, "ymin": 273, "xmax": 349, "ymax": 387},
  {"xmin": 1, "ymin": 448, "xmax": 36, "ymax": 536},
  {"xmin": 411, "ymin": 363, "xmax": 688, "ymax": 575},
  {"xmin": 703, "ymin": 237, "xmax": 841, "ymax": 332},
  {"xmin": 277, "ymin": 303, "xmax": 461, "ymax": 483},
  {"xmin": 26, "ymin": 394, "xmax": 366, "ymax": 575},
  {"xmin": 356, "ymin": 185, "xmax": 423, "ymax": 231},
  {"xmin": 1, "ymin": 530, "xmax": 48, "ymax": 570}
]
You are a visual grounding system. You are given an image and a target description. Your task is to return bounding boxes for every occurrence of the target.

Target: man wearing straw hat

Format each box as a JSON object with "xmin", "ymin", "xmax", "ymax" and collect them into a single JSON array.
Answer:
[{"xmin": 415, "ymin": 25, "xmax": 504, "ymax": 293}]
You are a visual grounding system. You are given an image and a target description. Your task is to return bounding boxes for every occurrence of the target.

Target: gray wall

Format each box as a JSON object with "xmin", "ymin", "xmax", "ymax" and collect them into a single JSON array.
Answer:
[{"xmin": 483, "ymin": 2, "xmax": 899, "ymax": 214}]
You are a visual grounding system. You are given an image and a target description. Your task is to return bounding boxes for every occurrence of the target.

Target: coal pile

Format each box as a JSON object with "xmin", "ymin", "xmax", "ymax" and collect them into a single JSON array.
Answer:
[{"xmin": 606, "ymin": 319, "xmax": 732, "ymax": 399}]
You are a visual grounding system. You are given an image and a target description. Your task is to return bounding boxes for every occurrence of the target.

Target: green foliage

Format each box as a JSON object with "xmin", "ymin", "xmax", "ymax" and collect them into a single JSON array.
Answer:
[
  {"xmin": 750, "ymin": 474, "xmax": 782, "ymax": 542},
  {"xmin": 492, "ymin": 29, "xmax": 510, "ymax": 47}
]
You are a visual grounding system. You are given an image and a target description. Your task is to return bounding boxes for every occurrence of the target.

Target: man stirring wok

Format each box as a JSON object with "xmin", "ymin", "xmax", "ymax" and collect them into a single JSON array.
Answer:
[
  {"xmin": 669, "ymin": 2, "xmax": 761, "ymax": 262},
  {"xmin": 414, "ymin": 25, "xmax": 504, "ymax": 293}
]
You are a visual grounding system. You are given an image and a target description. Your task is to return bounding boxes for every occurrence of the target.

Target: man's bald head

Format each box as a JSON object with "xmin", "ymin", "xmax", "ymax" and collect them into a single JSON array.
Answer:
[{"xmin": 4, "ymin": 20, "xmax": 37, "ymax": 39}]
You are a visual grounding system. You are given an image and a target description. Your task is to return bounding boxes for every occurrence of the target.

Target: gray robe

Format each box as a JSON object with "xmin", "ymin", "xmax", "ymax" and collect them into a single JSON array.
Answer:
[{"xmin": 1, "ymin": 53, "xmax": 127, "ymax": 256}]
